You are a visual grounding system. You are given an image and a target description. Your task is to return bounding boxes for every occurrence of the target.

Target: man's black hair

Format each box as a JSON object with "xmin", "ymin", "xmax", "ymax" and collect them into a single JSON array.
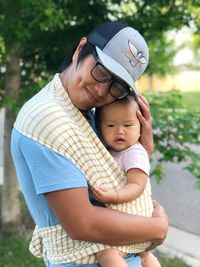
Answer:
[{"xmin": 60, "ymin": 41, "xmax": 95, "ymax": 70}]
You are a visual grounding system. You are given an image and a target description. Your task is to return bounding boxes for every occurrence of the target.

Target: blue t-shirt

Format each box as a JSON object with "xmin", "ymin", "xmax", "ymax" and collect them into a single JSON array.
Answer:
[{"xmin": 11, "ymin": 128, "xmax": 88, "ymax": 228}]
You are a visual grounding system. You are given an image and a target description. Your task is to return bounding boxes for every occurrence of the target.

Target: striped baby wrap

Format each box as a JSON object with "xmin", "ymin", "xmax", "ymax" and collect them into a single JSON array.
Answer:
[{"xmin": 14, "ymin": 74, "xmax": 153, "ymax": 264}]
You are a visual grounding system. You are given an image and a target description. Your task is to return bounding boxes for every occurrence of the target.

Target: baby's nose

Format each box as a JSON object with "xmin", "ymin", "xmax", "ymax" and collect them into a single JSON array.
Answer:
[{"xmin": 117, "ymin": 127, "xmax": 124, "ymax": 134}]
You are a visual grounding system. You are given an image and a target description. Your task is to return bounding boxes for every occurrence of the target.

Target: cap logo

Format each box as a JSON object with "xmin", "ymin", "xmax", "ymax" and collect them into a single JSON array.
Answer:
[{"xmin": 124, "ymin": 40, "xmax": 147, "ymax": 70}]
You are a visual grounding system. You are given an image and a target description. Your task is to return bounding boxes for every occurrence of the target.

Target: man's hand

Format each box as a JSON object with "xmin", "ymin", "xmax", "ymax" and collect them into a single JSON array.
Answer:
[
  {"xmin": 137, "ymin": 94, "xmax": 154, "ymax": 156},
  {"xmin": 146, "ymin": 200, "xmax": 169, "ymax": 251}
]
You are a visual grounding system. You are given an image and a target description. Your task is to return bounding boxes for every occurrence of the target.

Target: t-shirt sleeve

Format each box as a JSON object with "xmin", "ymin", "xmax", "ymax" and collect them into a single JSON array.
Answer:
[
  {"xmin": 20, "ymin": 137, "xmax": 88, "ymax": 195},
  {"xmin": 122, "ymin": 145, "xmax": 150, "ymax": 176}
]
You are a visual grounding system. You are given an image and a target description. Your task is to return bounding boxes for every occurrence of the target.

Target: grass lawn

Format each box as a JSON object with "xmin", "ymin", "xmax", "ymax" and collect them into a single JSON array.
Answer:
[
  {"xmin": 181, "ymin": 91, "xmax": 200, "ymax": 111},
  {"xmin": 0, "ymin": 234, "xmax": 43, "ymax": 267},
  {"xmin": 158, "ymin": 254, "xmax": 190, "ymax": 267}
]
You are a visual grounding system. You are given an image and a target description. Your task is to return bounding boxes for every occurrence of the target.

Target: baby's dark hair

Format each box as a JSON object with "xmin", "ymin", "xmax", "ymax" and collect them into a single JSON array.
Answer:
[{"xmin": 61, "ymin": 41, "xmax": 95, "ymax": 70}]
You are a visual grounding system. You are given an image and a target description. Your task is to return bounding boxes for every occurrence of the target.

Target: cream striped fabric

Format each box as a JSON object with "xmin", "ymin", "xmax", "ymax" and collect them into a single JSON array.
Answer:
[{"xmin": 14, "ymin": 74, "xmax": 153, "ymax": 264}]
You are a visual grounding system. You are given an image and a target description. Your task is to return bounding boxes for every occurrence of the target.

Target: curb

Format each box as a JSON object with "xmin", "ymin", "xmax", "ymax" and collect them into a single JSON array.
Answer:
[{"xmin": 157, "ymin": 226, "xmax": 200, "ymax": 267}]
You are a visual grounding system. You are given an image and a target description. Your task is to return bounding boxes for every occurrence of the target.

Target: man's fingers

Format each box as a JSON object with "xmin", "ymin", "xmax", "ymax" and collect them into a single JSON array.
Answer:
[
  {"xmin": 136, "ymin": 109, "xmax": 145, "ymax": 124},
  {"xmin": 138, "ymin": 93, "xmax": 149, "ymax": 106},
  {"xmin": 138, "ymin": 100, "xmax": 150, "ymax": 120}
]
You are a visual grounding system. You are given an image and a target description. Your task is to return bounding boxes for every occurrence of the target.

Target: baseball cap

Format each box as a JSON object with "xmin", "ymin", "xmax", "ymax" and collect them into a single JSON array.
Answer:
[{"xmin": 87, "ymin": 22, "xmax": 149, "ymax": 100}]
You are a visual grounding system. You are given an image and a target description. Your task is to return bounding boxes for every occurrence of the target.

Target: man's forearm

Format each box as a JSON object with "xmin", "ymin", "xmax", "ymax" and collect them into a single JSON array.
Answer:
[
  {"xmin": 45, "ymin": 188, "xmax": 168, "ymax": 246},
  {"xmin": 77, "ymin": 205, "xmax": 167, "ymax": 245}
]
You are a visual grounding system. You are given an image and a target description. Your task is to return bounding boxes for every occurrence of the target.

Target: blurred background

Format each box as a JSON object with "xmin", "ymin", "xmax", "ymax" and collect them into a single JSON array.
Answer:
[{"xmin": 0, "ymin": 1, "xmax": 200, "ymax": 266}]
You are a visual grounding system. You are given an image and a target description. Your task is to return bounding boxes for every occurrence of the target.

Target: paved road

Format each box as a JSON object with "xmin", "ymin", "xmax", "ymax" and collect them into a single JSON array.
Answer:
[
  {"xmin": 151, "ymin": 160, "xmax": 200, "ymax": 236},
  {"xmin": 1, "ymin": 107, "xmax": 200, "ymax": 236}
]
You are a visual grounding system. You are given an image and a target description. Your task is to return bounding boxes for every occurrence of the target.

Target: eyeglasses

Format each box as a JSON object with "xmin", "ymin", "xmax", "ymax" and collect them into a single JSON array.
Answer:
[{"xmin": 91, "ymin": 50, "xmax": 131, "ymax": 99}]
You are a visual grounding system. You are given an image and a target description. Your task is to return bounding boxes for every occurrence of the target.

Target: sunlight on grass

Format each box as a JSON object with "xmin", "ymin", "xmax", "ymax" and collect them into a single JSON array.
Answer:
[{"xmin": 181, "ymin": 91, "xmax": 200, "ymax": 111}]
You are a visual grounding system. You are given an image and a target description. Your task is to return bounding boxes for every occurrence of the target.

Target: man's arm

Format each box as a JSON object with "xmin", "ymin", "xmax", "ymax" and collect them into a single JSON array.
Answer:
[{"xmin": 45, "ymin": 187, "xmax": 168, "ymax": 247}]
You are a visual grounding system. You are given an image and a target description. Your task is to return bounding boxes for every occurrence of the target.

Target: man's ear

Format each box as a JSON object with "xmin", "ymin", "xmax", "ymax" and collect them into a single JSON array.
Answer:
[{"xmin": 72, "ymin": 37, "xmax": 87, "ymax": 63}]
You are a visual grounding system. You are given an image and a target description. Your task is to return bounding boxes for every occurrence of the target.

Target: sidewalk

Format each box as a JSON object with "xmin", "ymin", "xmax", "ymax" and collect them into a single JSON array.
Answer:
[{"xmin": 158, "ymin": 226, "xmax": 200, "ymax": 267}]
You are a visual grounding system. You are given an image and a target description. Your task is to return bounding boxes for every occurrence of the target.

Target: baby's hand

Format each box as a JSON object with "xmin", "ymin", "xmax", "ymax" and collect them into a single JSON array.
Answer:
[{"xmin": 91, "ymin": 185, "xmax": 118, "ymax": 204}]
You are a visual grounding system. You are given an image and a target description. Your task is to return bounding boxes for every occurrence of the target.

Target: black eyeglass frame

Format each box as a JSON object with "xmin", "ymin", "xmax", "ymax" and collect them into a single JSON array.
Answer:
[{"xmin": 91, "ymin": 50, "xmax": 131, "ymax": 100}]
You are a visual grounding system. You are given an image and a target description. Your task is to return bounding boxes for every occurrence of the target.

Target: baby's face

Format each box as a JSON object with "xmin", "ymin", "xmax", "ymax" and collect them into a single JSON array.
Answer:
[{"xmin": 100, "ymin": 99, "xmax": 141, "ymax": 152}]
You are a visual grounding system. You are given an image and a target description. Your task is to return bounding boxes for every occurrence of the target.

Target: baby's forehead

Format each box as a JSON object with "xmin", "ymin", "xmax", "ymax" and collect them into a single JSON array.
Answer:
[{"xmin": 102, "ymin": 99, "xmax": 138, "ymax": 118}]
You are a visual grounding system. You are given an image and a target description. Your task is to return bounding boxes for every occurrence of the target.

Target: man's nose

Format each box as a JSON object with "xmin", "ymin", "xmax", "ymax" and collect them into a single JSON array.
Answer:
[{"xmin": 95, "ymin": 82, "xmax": 111, "ymax": 97}]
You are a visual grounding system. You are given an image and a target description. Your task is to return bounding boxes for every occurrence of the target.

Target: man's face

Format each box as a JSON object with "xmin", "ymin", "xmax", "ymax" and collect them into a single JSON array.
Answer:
[{"xmin": 64, "ymin": 51, "xmax": 116, "ymax": 111}]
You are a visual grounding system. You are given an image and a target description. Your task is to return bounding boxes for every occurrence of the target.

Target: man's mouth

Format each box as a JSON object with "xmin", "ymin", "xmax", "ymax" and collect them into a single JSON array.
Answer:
[{"xmin": 85, "ymin": 88, "xmax": 102, "ymax": 103}]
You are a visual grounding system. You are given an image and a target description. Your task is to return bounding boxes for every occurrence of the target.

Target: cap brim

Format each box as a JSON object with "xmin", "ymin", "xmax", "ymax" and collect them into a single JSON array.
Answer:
[{"xmin": 95, "ymin": 46, "xmax": 138, "ymax": 101}]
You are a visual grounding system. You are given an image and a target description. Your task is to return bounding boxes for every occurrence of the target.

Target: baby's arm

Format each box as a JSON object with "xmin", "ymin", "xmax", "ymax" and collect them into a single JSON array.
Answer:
[{"xmin": 91, "ymin": 168, "xmax": 148, "ymax": 204}]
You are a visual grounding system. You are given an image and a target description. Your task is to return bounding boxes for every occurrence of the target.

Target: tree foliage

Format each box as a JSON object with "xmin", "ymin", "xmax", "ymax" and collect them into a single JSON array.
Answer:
[
  {"xmin": 1, "ymin": 0, "xmax": 200, "ymax": 109},
  {"xmin": 116, "ymin": 0, "xmax": 200, "ymax": 76}
]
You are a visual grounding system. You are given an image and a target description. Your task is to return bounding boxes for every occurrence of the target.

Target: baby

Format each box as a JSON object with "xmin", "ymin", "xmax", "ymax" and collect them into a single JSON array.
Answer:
[{"xmin": 92, "ymin": 96, "xmax": 161, "ymax": 267}]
